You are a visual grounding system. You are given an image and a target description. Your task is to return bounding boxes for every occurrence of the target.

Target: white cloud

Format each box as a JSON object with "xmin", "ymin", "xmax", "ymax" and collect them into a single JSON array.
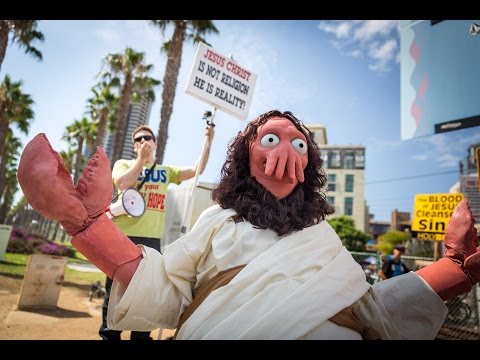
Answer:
[
  {"xmin": 368, "ymin": 39, "xmax": 398, "ymax": 72},
  {"xmin": 411, "ymin": 153, "xmax": 428, "ymax": 161},
  {"xmin": 94, "ymin": 25, "xmax": 121, "ymax": 44},
  {"xmin": 348, "ymin": 49, "xmax": 362, "ymax": 58},
  {"xmin": 217, "ymin": 25, "xmax": 317, "ymax": 116},
  {"xmin": 93, "ymin": 21, "xmax": 161, "ymax": 47},
  {"xmin": 353, "ymin": 20, "xmax": 399, "ymax": 42},
  {"xmin": 318, "ymin": 20, "xmax": 354, "ymax": 39},
  {"xmin": 436, "ymin": 153, "xmax": 461, "ymax": 168},
  {"xmin": 318, "ymin": 20, "xmax": 400, "ymax": 73},
  {"xmin": 411, "ymin": 131, "xmax": 480, "ymax": 169},
  {"xmin": 365, "ymin": 137, "xmax": 403, "ymax": 152},
  {"xmin": 125, "ymin": 20, "xmax": 163, "ymax": 43},
  {"xmin": 342, "ymin": 117, "xmax": 479, "ymax": 172},
  {"xmin": 457, "ymin": 130, "xmax": 480, "ymax": 148}
]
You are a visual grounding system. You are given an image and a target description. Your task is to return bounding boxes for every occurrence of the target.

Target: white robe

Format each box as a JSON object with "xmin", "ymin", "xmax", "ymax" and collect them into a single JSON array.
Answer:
[{"xmin": 108, "ymin": 205, "xmax": 447, "ymax": 339}]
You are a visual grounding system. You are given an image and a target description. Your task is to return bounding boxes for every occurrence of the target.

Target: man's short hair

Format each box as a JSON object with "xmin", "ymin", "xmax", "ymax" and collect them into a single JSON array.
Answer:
[
  {"xmin": 132, "ymin": 125, "xmax": 156, "ymax": 143},
  {"xmin": 394, "ymin": 244, "xmax": 406, "ymax": 252}
]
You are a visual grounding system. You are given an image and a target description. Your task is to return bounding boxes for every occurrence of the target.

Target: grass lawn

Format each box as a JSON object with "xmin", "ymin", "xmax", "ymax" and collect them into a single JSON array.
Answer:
[{"xmin": 0, "ymin": 252, "xmax": 105, "ymax": 286}]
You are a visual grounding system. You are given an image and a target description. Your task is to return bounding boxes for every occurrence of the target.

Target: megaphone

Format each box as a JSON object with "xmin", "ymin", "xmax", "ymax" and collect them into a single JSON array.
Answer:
[{"xmin": 105, "ymin": 187, "xmax": 146, "ymax": 219}]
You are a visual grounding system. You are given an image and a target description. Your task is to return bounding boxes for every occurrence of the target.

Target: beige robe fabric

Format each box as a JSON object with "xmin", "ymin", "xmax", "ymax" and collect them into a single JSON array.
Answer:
[{"xmin": 108, "ymin": 205, "xmax": 447, "ymax": 339}]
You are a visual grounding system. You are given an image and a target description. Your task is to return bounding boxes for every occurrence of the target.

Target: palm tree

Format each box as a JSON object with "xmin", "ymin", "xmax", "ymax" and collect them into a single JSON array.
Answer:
[
  {"xmin": 9, "ymin": 195, "xmax": 28, "ymax": 226},
  {"xmin": 63, "ymin": 117, "xmax": 97, "ymax": 184},
  {"xmin": 59, "ymin": 148, "xmax": 76, "ymax": 173},
  {"xmin": 0, "ymin": 161, "xmax": 20, "ymax": 224},
  {"xmin": 0, "ymin": 129, "xmax": 22, "ymax": 202},
  {"xmin": 150, "ymin": 20, "xmax": 218, "ymax": 163},
  {"xmin": 86, "ymin": 81, "xmax": 119, "ymax": 153},
  {"xmin": 0, "ymin": 75, "xmax": 34, "ymax": 207},
  {"xmin": 0, "ymin": 20, "xmax": 44, "ymax": 73},
  {"xmin": 100, "ymin": 48, "xmax": 160, "ymax": 165},
  {"xmin": 0, "ymin": 131, "xmax": 21, "ymax": 223},
  {"xmin": 0, "ymin": 75, "xmax": 34, "ymax": 160}
]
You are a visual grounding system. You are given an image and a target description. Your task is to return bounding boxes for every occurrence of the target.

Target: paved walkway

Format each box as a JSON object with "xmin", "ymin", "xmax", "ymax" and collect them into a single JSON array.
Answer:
[{"xmin": 67, "ymin": 263, "xmax": 102, "ymax": 273}]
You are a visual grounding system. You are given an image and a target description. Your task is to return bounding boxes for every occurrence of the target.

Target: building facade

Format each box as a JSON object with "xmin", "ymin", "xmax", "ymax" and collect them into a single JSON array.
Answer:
[
  {"xmin": 306, "ymin": 124, "xmax": 368, "ymax": 232},
  {"xmin": 105, "ymin": 96, "xmax": 153, "ymax": 161},
  {"xmin": 461, "ymin": 143, "xmax": 480, "ymax": 176},
  {"xmin": 390, "ymin": 209, "xmax": 411, "ymax": 232}
]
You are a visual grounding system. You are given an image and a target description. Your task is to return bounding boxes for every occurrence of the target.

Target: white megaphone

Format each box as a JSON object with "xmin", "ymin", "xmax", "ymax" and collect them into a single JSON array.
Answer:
[{"xmin": 105, "ymin": 187, "xmax": 146, "ymax": 219}]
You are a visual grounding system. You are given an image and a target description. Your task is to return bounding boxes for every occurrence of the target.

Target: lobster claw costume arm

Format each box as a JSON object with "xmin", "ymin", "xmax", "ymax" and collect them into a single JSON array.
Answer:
[
  {"xmin": 417, "ymin": 199, "xmax": 480, "ymax": 301},
  {"xmin": 17, "ymin": 133, "xmax": 142, "ymax": 288}
]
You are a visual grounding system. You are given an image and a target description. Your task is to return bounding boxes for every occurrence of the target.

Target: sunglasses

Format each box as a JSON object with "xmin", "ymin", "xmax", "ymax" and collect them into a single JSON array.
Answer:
[{"xmin": 134, "ymin": 135, "xmax": 154, "ymax": 143}]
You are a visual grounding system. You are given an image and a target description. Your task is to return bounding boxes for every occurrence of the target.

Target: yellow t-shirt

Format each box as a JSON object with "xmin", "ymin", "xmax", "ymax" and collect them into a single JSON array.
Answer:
[{"xmin": 111, "ymin": 159, "xmax": 181, "ymax": 239}]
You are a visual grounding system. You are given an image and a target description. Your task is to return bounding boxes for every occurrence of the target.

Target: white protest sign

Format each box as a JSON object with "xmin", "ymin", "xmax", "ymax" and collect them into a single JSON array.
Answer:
[
  {"xmin": 460, "ymin": 176, "xmax": 480, "ymax": 222},
  {"xmin": 186, "ymin": 42, "xmax": 257, "ymax": 120}
]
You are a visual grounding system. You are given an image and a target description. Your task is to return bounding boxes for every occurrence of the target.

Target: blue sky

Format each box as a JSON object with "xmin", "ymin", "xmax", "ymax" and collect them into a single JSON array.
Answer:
[{"xmin": 3, "ymin": 20, "xmax": 479, "ymax": 222}]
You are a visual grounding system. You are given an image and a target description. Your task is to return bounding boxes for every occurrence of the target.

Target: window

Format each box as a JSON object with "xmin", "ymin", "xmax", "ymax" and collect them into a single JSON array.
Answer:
[
  {"xmin": 355, "ymin": 150, "xmax": 365, "ymax": 169},
  {"xmin": 345, "ymin": 174, "xmax": 354, "ymax": 192},
  {"xmin": 327, "ymin": 173, "xmax": 336, "ymax": 191},
  {"xmin": 328, "ymin": 150, "xmax": 341, "ymax": 168},
  {"xmin": 320, "ymin": 152, "xmax": 328, "ymax": 166},
  {"xmin": 344, "ymin": 150, "xmax": 354, "ymax": 169},
  {"xmin": 327, "ymin": 196, "xmax": 335, "ymax": 205},
  {"xmin": 345, "ymin": 197, "xmax": 353, "ymax": 216}
]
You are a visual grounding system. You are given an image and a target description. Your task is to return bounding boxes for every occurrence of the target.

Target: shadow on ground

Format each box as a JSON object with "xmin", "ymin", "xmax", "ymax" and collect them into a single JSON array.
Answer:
[{"xmin": 16, "ymin": 306, "xmax": 91, "ymax": 319}]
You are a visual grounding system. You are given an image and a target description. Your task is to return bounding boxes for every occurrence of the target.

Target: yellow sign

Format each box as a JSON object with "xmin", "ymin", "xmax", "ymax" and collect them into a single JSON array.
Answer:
[
  {"xmin": 415, "ymin": 232, "xmax": 445, "ymax": 241},
  {"xmin": 412, "ymin": 193, "xmax": 464, "ymax": 233}
]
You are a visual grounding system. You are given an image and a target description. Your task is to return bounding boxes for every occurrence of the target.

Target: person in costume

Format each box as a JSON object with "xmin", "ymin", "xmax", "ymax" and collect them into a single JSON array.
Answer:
[{"xmin": 17, "ymin": 110, "xmax": 479, "ymax": 339}]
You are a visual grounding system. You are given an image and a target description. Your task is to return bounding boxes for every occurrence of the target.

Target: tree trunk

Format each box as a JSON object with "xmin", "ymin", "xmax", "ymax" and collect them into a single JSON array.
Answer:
[
  {"xmin": 60, "ymin": 228, "xmax": 67, "ymax": 243},
  {"xmin": 24, "ymin": 209, "xmax": 32, "ymax": 232},
  {"xmin": 0, "ymin": 142, "xmax": 8, "ymax": 202},
  {"xmin": 17, "ymin": 208, "xmax": 26, "ymax": 227},
  {"xmin": 95, "ymin": 107, "xmax": 109, "ymax": 149},
  {"xmin": 73, "ymin": 137, "xmax": 84, "ymax": 185},
  {"xmin": 0, "ymin": 21, "xmax": 9, "ymax": 74},
  {"xmin": 111, "ymin": 76, "xmax": 133, "ymax": 166},
  {"xmin": 44, "ymin": 219, "xmax": 53, "ymax": 239},
  {"xmin": 0, "ymin": 189, "xmax": 9, "ymax": 223},
  {"xmin": 0, "ymin": 118, "xmax": 9, "ymax": 167},
  {"xmin": 155, "ymin": 20, "xmax": 186, "ymax": 164},
  {"xmin": 38, "ymin": 216, "xmax": 47, "ymax": 236},
  {"xmin": 0, "ymin": 182, "xmax": 14, "ymax": 223},
  {"xmin": 51, "ymin": 221, "xmax": 60, "ymax": 241}
]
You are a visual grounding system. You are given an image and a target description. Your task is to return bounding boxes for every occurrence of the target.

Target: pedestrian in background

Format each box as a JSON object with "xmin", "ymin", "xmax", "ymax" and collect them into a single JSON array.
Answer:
[{"xmin": 379, "ymin": 244, "xmax": 410, "ymax": 280}]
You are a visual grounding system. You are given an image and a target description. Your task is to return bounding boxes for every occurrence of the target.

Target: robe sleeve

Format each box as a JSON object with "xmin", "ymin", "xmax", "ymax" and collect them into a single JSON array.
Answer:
[
  {"xmin": 106, "ymin": 205, "xmax": 234, "ymax": 330},
  {"xmin": 371, "ymin": 271, "xmax": 448, "ymax": 339}
]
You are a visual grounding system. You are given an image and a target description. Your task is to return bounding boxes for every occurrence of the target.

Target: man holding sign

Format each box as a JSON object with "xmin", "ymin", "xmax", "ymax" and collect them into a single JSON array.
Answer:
[{"xmin": 99, "ymin": 124, "xmax": 214, "ymax": 340}]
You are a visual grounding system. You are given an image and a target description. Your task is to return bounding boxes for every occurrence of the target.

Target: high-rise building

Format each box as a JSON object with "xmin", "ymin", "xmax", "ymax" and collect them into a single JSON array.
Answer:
[
  {"xmin": 462, "ymin": 143, "xmax": 480, "ymax": 176},
  {"xmin": 105, "ymin": 96, "xmax": 153, "ymax": 161},
  {"xmin": 306, "ymin": 124, "xmax": 368, "ymax": 232}
]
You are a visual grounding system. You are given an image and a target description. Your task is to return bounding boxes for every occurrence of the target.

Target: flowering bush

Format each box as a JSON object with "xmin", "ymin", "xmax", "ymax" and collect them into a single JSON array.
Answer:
[
  {"xmin": 10, "ymin": 228, "xmax": 28, "ymax": 240},
  {"xmin": 7, "ymin": 237, "xmax": 33, "ymax": 254},
  {"xmin": 7, "ymin": 228, "xmax": 75, "ymax": 258},
  {"xmin": 37, "ymin": 241, "xmax": 75, "ymax": 257}
]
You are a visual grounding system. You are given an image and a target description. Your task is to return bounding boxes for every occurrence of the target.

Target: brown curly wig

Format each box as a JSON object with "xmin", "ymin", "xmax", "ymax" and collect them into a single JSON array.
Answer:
[{"xmin": 212, "ymin": 110, "xmax": 334, "ymax": 236}]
